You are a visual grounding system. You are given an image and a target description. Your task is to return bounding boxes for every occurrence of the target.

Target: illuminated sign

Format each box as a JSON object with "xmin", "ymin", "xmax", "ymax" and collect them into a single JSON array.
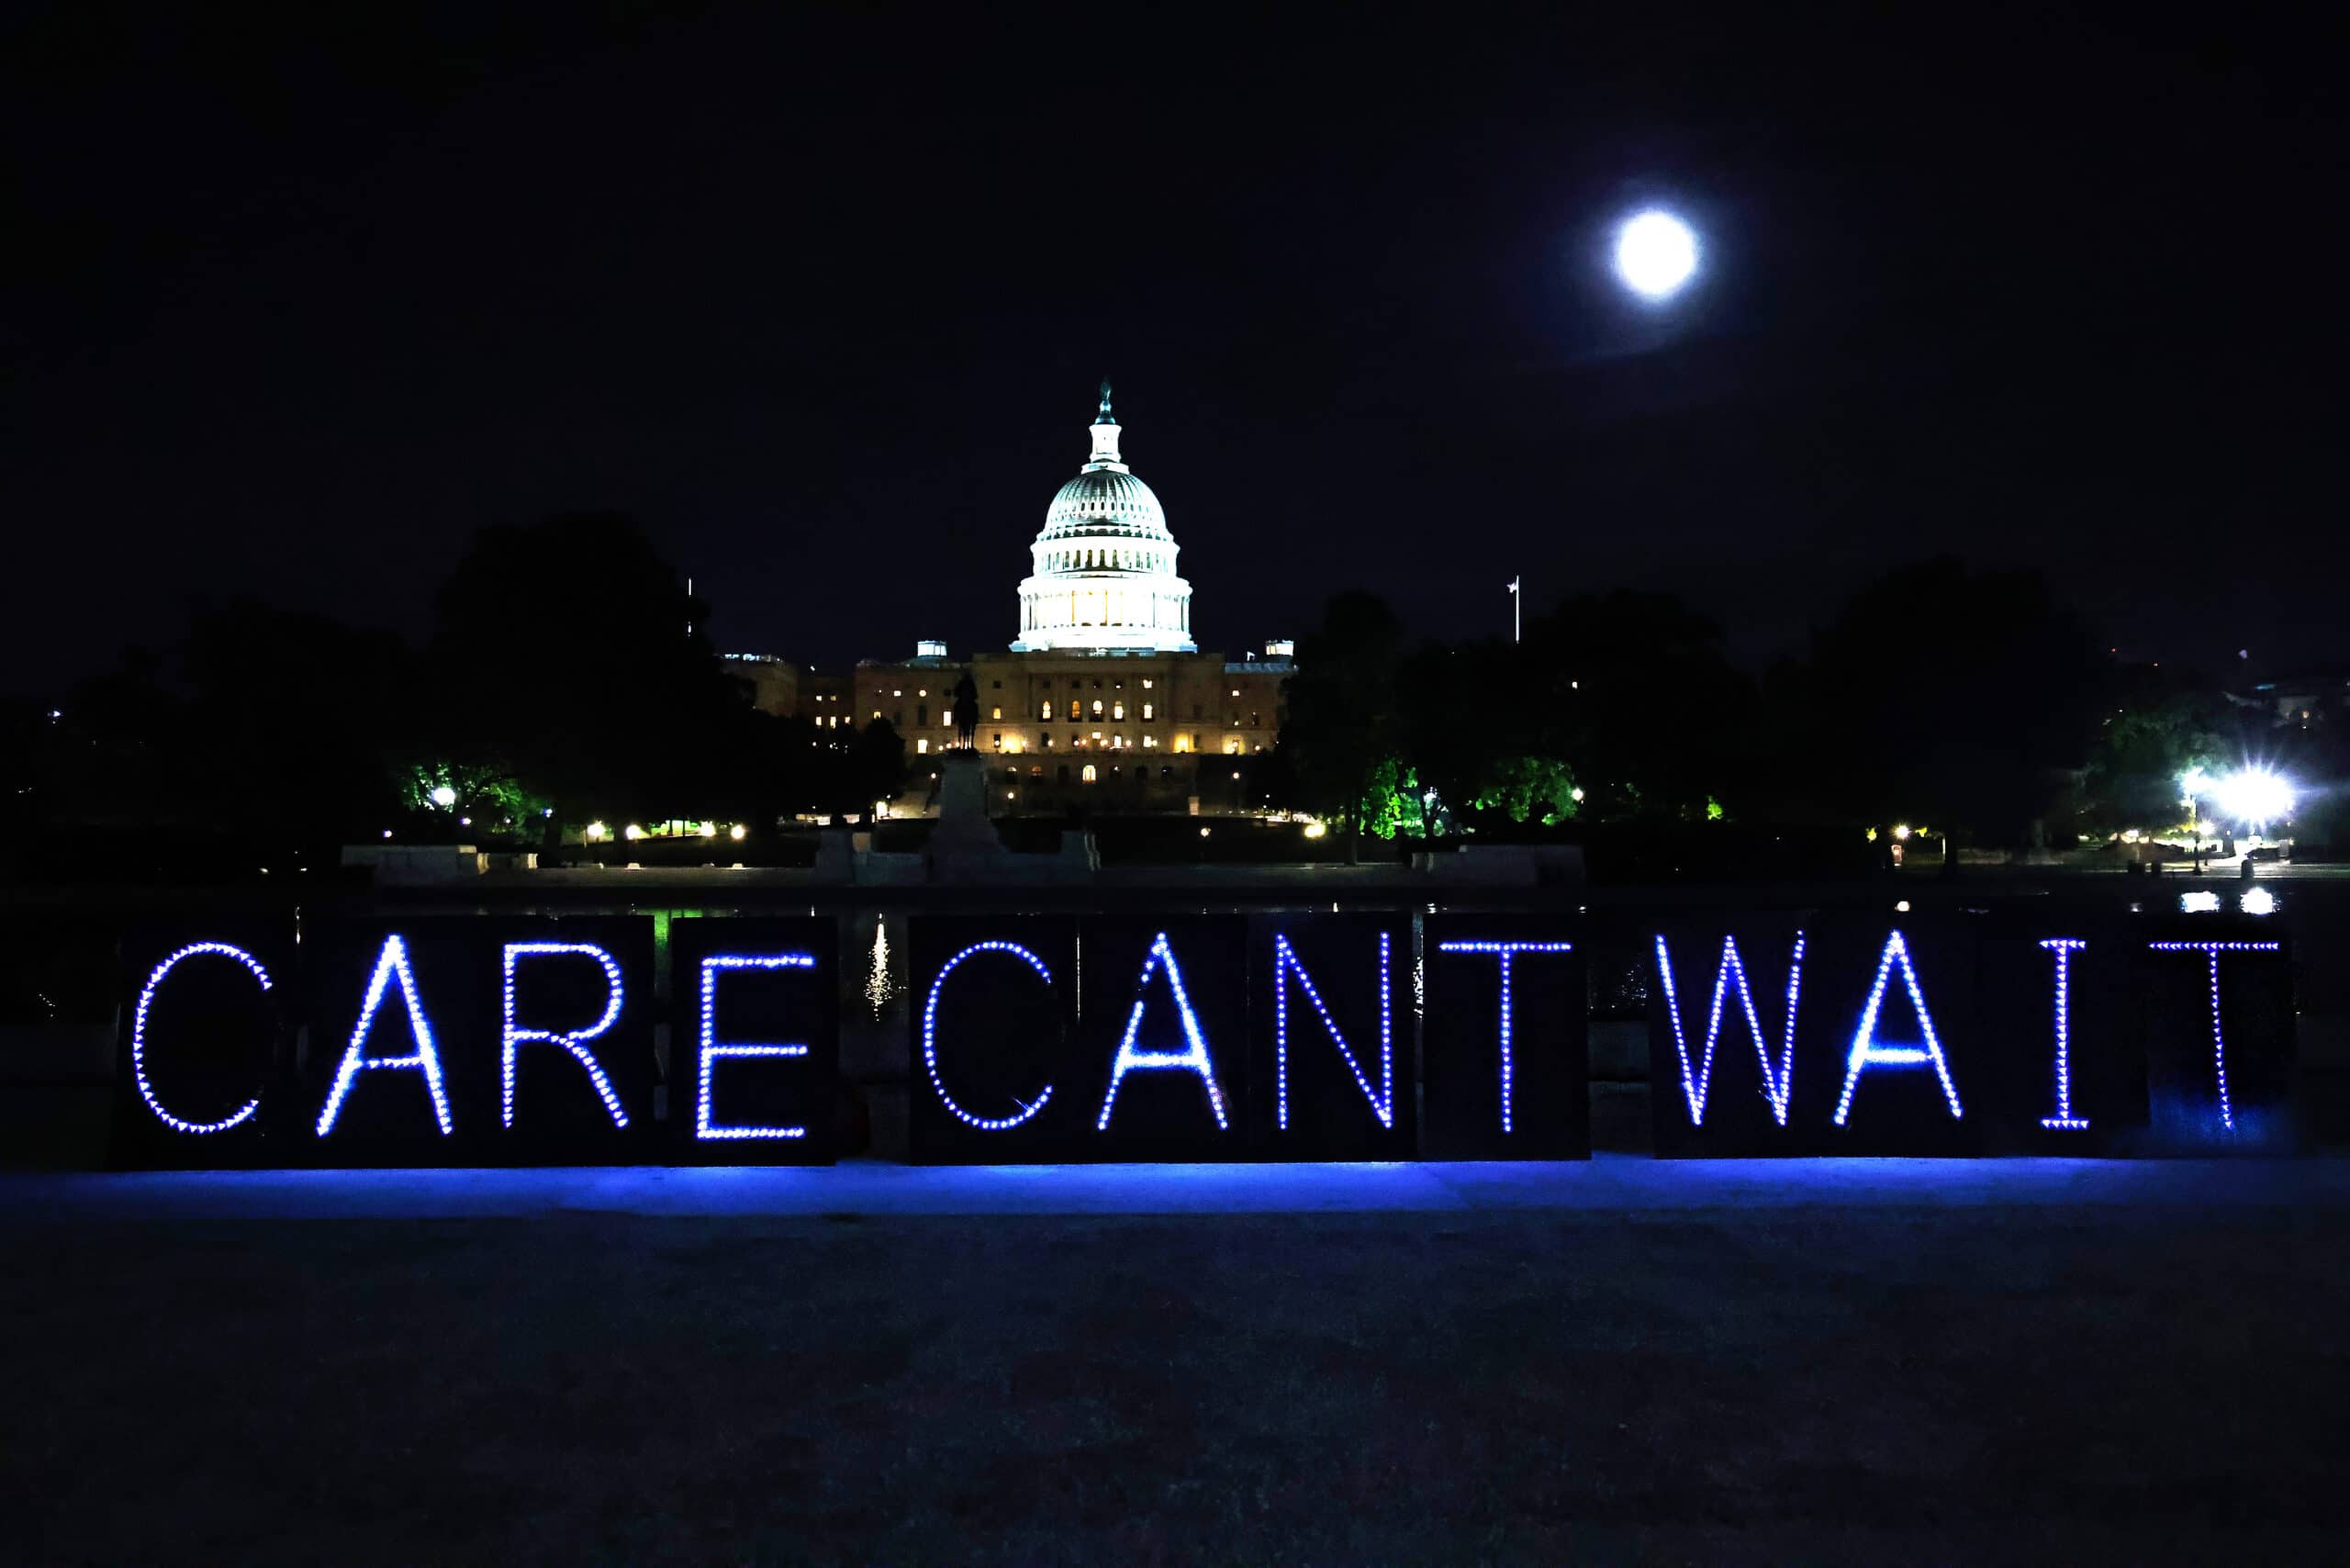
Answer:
[
  {"xmin": 105, "ymin": 909, "xmax": 2297, "ymax": 1168},
  {"xmin": 1422, "ymin": 917, "xmax": 1588, "ymax": 1159},
  {"xmin": 303, "ymin": 918, "xmax": 658, "ymax": 1165},
  {"xmin": 1648, "ymin": 915, "xmax": 2296, "ymax": 1156},
  {"xmin": 667, "ymin": 917, "xmax": 839, "ymax": 1165}
]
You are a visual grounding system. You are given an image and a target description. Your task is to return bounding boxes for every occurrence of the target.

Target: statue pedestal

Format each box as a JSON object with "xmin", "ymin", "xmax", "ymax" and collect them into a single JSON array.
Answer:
[{"xmin": 926, "ymin": 751, "xmax": 1001, "ymax": 880}]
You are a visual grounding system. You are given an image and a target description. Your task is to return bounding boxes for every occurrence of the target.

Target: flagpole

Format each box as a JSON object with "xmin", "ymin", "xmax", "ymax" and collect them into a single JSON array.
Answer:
[{"xmin": 1508, "ymin": 577, "xmax": 1521, "ymax": 644}]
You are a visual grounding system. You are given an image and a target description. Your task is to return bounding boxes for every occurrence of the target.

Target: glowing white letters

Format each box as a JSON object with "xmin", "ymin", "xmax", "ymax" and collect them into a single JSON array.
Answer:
[
  {"xmin": 1653, "ymin": 932, "xmax": 1804, "ymax": 1126},
  {"xmin": 131, "ymin": 941, "xmax": 273, "ymax": 1135},
  {"xmin": 1095, "ymin": 931, "xmax": 1229, "ymax": 1132},
  {"xmin": 2148, "ymin": 940, "xmax": 2281, "ymax": 1132},
  {"xmin": 923, "ymin": 941, "xmax": 1057, "ymax": 1130},
  {"xmin": 1271, "ymin": 931, "xmax": 1393, "ymax": 1130},
  {"xmin": 2039, "ymin": 938, "xmax": 2089, "ymax": 1130},
  {"xmin": 316, "ymin": 934, "xmax": 453, "ymax": 1137},
  {"xmin": 1437, "ymin": 941, "xmax": 1574, "ymax": 1134},
  {"xmin": 1832, "ymin": 931, "xmax": 1963, "ymax": 1126},
  {"xmin": 697, "ymin": 954, "xmax": 815, "ymax": 1140},
  {"xmin": 500, "ymin": 942, "xmax": 628, "ymax": 1130}
]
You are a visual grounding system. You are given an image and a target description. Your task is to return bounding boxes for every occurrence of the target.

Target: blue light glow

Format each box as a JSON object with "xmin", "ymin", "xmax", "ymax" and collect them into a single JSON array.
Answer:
[
  {"xmin": 1653, "ymin": 933, "xmax": 1803, "ymax": 1126},
  {"xmin": 1437, "ymin": 941, "xmax": 1574, "ymax": 1135},
  {"xmin": 1094, "ymin": 931, "xmax": 1229, "ymax": 1132},
  {"xmin": 2039, "ymin": 938, "xmax": 2090, "ymax": 1130},
  {"xmin": 697, "ymin": 954, "xmax": 815, "ymax": 1140},
  {"xmin": 923, "ymin": 941, "xmax": 1056, "ymax": 1130},
  {"xmin": 1271, "ymin": 932, "xmax": 1393, "ymax": 1130},
  {"xmin": 1832, "ymin": 931, "xmax": 1963, "ymax": 1126},
  {"xmin": 315, "ymin": 934, "xmax": 453, "ymax": 1137},
  {"xmin": 499, "ymin": 942, "xmax": 628, "ymax": 1131},
  {"xmin": 2148, "ymin": 940, "xmax": 2281, "ymax": 1132},
  {"xmin": 130, "ymin": 941, "xmax": 272, "ymax": 1135}
]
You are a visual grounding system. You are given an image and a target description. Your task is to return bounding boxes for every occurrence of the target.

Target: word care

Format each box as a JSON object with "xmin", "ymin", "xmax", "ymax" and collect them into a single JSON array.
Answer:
[{"xmin": 111, "ymin": 912, "xmax": 2292, "ymax": 1168}]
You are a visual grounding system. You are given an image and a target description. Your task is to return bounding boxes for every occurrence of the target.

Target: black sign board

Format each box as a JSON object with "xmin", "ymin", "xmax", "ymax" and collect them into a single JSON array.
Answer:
[
  {"xmin": 303, "ymin": 917, "xmax": 656, "ymax": 1166},
  {"xmin": 1243, "ymin": 913, "xmax": 1415, "ymax": 1161},
  {"xmin": 1422, "ymin": 915, "xmax": 1588, "ymax": 1159},
  {"xmin": 667, "ymin": 917, "xmax": 841, "ymax": 1165}
]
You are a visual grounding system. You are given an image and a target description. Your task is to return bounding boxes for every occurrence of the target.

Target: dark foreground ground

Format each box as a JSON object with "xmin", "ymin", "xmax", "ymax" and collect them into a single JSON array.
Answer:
[{"xmin": 6, "ymin": 1163, "xmax": 2349, "ymax": 1565}]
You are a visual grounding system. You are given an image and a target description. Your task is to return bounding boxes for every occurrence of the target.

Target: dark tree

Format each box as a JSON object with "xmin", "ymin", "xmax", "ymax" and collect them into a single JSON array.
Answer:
[
  {"xmin": 426, "ymin": 512, "xmax": 744, "ymax": 823},
  {"xmin": 1515, "ymin": 591, "xmax": 1754, "ymax": 823},
  {"xmin": 178, "ymin": 599, "xmax": 420, "ymax": 844},
  {"xmin": 1278, "ymin": 592, "xmax": 1406, "ymax": 857},
  {"xmin": 1774, "ymin": 557, "xmax": 2107, "ymax": 853}
]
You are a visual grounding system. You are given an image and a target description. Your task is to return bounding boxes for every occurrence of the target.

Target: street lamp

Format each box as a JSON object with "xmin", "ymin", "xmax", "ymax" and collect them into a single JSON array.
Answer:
[{"xmin": 2213, "ymin": 767, "xmax": 2294, "ymax": 837}]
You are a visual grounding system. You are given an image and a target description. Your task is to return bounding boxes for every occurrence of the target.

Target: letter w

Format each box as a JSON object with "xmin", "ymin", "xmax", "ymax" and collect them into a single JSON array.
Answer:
[{"xmin": 1653, "ymin": 933, "xmax": 1804, "ymax": 1126}]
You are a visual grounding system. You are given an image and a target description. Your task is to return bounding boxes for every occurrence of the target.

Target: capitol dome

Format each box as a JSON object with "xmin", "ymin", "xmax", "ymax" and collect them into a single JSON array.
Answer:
[{"xmin": 1011, "ymin": 382, "xmax": 1197, "ymax": 653}]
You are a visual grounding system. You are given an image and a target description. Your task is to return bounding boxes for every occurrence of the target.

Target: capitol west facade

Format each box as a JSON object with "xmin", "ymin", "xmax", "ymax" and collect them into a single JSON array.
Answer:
[{"xmin": 785, "ymin": 386, "xmax": 1291, "ymax": 813}]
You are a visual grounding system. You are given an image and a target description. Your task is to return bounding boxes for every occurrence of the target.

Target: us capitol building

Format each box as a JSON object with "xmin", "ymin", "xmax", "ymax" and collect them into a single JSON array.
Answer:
[{"xmin": 736, "ymin": 384, "xmax": 1292, "ymax": 812}]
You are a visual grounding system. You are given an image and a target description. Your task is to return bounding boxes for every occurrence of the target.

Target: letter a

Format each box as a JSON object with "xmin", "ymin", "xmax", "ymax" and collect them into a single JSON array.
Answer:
[
  {"xmin": 1832, "ymin": 931, "xmax": 1963, "ymax": 1126},
  {"xmin": 1095, "ymin": 932, "xmax": 1229, "ymax": 1131},
  {"xmin": 316, "ymin": 934, "xmax": 454, "ymax": 1137}
]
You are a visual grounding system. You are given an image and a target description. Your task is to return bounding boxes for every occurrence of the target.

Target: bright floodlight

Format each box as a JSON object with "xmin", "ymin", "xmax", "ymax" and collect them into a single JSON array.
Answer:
[
  {"xmin": 2213, "ymin": 767, "xmax": 2294, "ymax": 829},
  {"xmin": 2180, "ymin": 767, "xmax": 2212, "ymax": 802},
  {"xmin": 1614, "ymin": 210, "xmax": 1698, "ymax": 300},
  {"xmin": 430, "ymin": 785, "xmax": 457, "ymax": 808}
]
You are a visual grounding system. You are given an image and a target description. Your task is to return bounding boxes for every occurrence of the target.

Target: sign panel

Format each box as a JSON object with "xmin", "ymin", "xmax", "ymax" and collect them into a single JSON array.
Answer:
[
  {"xmin": 114, "ymin": 918, "xmax": 297, "ymax": 1169},
  {"xmin": 1243, "ymin": 913, "xmax": 1416, "ymax": 1161},
  {"xmin": 906, "ymin": 916, "xmax": 1080, "ymax": 1164},
  {"xmin": 304, "ymin": 917, "xmax": 656, "ymax": 1166},
  {"xmin": 92, "ymin": 900, "xmax": 2301, "ymax": 1169},
  {"xmin": 1422, "ymin": 915, "xmax": 1588, "ymax": 1159},
  {"xmin": 668, "ymin": 916, "xmax": 841, "ymax": 1165}
]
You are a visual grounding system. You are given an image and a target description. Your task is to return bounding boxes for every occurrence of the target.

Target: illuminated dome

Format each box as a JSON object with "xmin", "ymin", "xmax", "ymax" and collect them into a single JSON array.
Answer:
[{"xmin": 1012, "ymin": 382, "xmax": 1197, "ymax": 653}]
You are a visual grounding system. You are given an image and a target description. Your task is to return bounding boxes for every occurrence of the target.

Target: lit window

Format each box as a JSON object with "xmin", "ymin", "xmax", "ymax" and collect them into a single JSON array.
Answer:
[
  {"xmin": 991, "ymin": 706, "xmax": 1002, "ymax": 720},
  {"xmin": 893, "ymin": 689, "xmax": 902, "ymax": 698},
  {"xmin": 1144, "ymin": 734, "xmax": 1158, "ymax": 747},
  {"xmin": 1068, "ymin": 700, "xmax": 1080, "ymax": 720},
  {"xmin": 1092, "ymin": 699, "xmax": 1104, "ymax": 716},
  {"xmin": 1039, "ymin": 702, "xmax": 1051, "ymax": 721},
  {"xmin": 1142, "ymin": 703, "xmax": 1154, "ymax": 720},
  {"xmin": 871, "ymin": 710, "xmax": 881, "ymax": 721},
  {"xmin": 1113, "ymin": 701, "xmax": 1125, "ymax": 720},
  {"xmin": 1225, "ymin": 738, "xmax": 1240, "ymax": 755},
  {"xmin": 1142, "ymin": 679, "xmax": 1154, "ymax": 689},
  {"xmin": 917, "ymin": 738, "xmax": 929, "ymax": 754},
  {"xmin": 1082, "ymin": 765, "xmax": 1098, "ymax": 783},
  {"xmin": 993, "ymin": 733, "xmax": 1002, "ymax": 747}
]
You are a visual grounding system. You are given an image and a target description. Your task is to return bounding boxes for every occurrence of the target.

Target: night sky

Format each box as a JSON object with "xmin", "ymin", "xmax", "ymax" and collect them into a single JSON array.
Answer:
[{"xmin": 6, "ymin": 6, "xmax": 2339, "ymax": 695}]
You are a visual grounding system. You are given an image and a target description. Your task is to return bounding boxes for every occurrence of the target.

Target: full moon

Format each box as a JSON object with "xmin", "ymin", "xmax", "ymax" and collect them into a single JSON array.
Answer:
[{"xmin": 1614, "ymin": 209, "xmax": 1698, "ymax": 300}]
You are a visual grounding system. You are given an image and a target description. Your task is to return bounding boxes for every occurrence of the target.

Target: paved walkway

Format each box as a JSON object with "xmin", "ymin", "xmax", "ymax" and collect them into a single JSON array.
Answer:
[{"xmin": 11, "ymin": 1153, "xmax": 2348, "ymax": 1221}]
